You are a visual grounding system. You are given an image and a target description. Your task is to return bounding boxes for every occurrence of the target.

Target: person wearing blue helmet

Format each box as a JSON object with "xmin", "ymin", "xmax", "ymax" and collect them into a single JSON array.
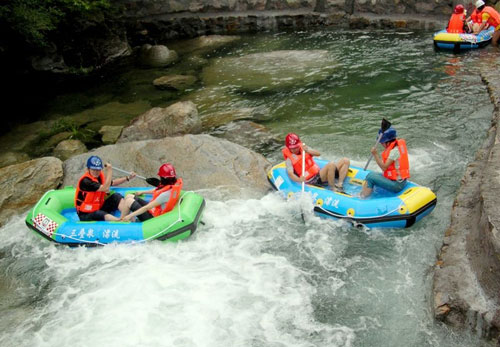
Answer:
[
  {"xmin": 360, "ymin": 126, "xmax": 410, "ymax": 198},
  {"xmin": 74, "ymin": 155, "xmax": 136, "ymax": 221}
]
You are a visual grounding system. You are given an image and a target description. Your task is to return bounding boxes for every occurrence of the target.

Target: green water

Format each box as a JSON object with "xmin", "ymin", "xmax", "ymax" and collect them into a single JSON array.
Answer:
[{"xmin": 0, "ymin": 29, "xmax": 497, "ymax": 346}]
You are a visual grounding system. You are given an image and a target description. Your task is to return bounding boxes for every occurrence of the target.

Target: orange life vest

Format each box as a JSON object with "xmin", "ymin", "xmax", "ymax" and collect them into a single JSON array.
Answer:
[
  {"xmin": 471, "ymin": 9, "xmax": 482, "ymax": 23},
  {"xmin": 381, "ymin": 139, "xmax": 410, "ymax": 181},
  {"xmin": 75, "ymin": 172, "xmax": 106, "ymax": 213},
  {"xmin": 447, "ymin": 13, "xmax": 466, "ymax": 33},
  {"xmin": 282, "ymin": 147, "xmax": 320, "ymax": 180},
  {"xmin": 149, "ymin": 178, "xmax": 183, "ymax": 217},
  {"xmin": 480, "ymin": 6, "xmax": 500, "ymax": 28}
]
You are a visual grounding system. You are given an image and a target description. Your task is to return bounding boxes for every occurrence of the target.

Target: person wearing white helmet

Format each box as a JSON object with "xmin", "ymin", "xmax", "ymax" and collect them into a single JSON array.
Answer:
[{"xmin": 473, "ymin": 0, "xmax": 500, "ymax": 45}]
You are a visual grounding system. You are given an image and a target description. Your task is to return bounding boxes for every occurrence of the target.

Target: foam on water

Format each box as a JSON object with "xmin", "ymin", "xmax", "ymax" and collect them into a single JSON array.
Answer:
[{"xmin": 0, "ymin": 196, "xmax": 357, "ymax": 347}]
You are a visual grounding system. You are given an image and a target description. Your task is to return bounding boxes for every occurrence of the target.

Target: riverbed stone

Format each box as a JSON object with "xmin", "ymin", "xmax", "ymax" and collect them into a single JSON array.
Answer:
[
  {"xmin": 62, "ymin": 134, "xmax": 271, "ymax": 199},
  {"xmin": 53, "ymin": 139, "xmax": 87, "ymax": 161},
  {"xmin": 0, "ymin": 151, "xmax": 31, "ymax": 168},
  {"xmin": 167, "ymin": 35, "xmax": 241, "ymax": 56},
  {"xmin": 211, "ymin": 120, "xmax": 281, "ymax": 154},
  {"xmin": 137, "ymin": 44, "xmax": 179, "ymax": 67},
  {"xmin": 99, "ymin": 125, "xmax": 124, "ymax": 144},
  {"xmin": 201, "ymin": 50, "xmax": 338, "ymax": 92},
  {"xmin": 118, "ymin": 101, "xmax": 202, "ymax": 142},
  {"xmin": 153, "ymin": 74, "xmax": 197, "ymax": 90},
  {"xmin": 0, "ymin": 157, "xmax": 63, "ymax": 226}
]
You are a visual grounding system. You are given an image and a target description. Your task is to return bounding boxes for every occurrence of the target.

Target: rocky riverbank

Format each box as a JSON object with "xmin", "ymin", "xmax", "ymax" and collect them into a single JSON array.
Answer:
[{"xmin": 433, "ymin": 62, "xmax": 500, "ymax": 344}]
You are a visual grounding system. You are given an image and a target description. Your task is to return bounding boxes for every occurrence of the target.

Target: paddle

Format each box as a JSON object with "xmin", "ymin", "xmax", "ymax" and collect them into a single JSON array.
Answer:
[
  {"xmin": 363, "ymin": 118, "xmax": 392, "ymax": 170},
  {"xmin": 300, "ymin": 143, "xmax": 307, "ymax": 222},
  {"xmin": 112, "ymin": 167, "xmax": 160, "ymax": 187}
]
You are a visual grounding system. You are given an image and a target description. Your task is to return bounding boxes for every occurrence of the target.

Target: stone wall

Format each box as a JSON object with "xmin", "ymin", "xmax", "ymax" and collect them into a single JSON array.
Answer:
[{"xmin": 433, "ymin": 67, "xmax": 500, "ymax": 343}]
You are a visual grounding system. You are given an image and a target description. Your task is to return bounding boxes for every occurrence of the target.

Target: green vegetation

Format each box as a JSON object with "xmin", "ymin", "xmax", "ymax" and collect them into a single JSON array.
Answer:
[{"xmin": 0, "ymin": 0, "xmax": 111, "ymax": 48}]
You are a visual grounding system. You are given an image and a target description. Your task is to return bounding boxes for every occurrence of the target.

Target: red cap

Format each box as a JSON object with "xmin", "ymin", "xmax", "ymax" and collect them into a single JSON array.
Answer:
[
  {"xmin": 454, "ymin": 4, "xmax": 465, "ymax": 13},
  {"xmin": 285, "ymin": 133, "xmax": 301, "ymax": 149},
  {"xmin": 157, "ymin": 163, "xmax": 176, "ymax": 178}
]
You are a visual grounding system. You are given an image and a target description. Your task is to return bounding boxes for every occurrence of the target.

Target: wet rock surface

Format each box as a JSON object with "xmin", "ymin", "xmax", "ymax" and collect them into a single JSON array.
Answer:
[{"xmin": 433, "ymin": 66, "xmax": 500, "ymax": 344}]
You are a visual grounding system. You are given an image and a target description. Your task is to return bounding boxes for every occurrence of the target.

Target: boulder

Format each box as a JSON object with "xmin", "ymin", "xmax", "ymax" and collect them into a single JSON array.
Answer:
[
  {"xmin": 63, "ymin": 134, "xmax": 271, "ymax": 199},
  {"xmin": 168, "ymin": 35, "xmax": 241, "ymax": 56},
  {"xmin": 0, "ymin": 151, "xmax": 31, "ymax": 169},
  {"xmin": 118, "ymin": 101, "xmax": 202, "ymax": 142},
  {"xmin": 0, "ymin": 157, "xmax": 63, "ymax": 226},
  {"xmin": 99, "ymin": 125, "xmax": 124, "ymax": 144},
  {"xmin": 53, "ymin": 139, "xmax": 87, "ymax": 161},
  {"xmin": 212, "ymin": 120, "xmax": 281, "ymax": 155},
  {"xmin": 137, "ymin": 44, "xmax": 178, "ymax": 67},
  {"xmin": 201, "ymin": 50, "xmax": 339, "ymax": 92}
]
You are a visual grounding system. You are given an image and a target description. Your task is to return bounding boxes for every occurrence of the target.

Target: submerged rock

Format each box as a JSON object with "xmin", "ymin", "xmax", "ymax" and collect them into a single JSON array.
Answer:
[
  {"xmin": 168, "ymin": 35, "xmax": 241, "ymax": 56},
  {"xmin": 201, "ymin": 50, "xmax": 339, "ymax": 92},
  {"xmin": 153, "ymin": 74, "xmax": 197, "ymax": 90},
  {"xmin": 137, "ymin": 44, "xmax": 179, "ymax": 67}
]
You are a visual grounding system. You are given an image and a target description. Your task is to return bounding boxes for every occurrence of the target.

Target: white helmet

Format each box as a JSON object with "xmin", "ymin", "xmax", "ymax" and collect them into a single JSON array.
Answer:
[{"xmin": 476, "ymin": 0, "xmax": 485, "ymax": 8}]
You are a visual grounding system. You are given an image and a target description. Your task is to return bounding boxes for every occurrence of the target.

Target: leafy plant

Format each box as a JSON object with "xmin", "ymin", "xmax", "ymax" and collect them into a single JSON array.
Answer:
[{"xmin": 0, "ymin": 0, "xmax": 111, "ymax": 48}]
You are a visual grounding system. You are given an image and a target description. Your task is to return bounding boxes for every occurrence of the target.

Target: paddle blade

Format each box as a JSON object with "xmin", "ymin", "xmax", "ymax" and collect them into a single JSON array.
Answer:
[
  {"xmin": 146, "ymin": 177, "xmax": 160, "ymax": 187},
  {"xmin": 381, "ymin": 118, "xmax": 392, "ymax": 132}
]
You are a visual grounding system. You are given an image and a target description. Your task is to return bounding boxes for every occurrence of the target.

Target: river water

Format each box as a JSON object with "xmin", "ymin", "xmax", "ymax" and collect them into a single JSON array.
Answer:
[{"xmin": 0, "ymin": 29, "xmax": 496, "ymax": 346}]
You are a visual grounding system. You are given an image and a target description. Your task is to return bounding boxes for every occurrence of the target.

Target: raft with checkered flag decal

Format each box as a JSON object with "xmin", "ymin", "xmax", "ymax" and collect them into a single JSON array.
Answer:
[{"xmin": 25, "ymin": 186, "xmax": 205, "ymax": 246}]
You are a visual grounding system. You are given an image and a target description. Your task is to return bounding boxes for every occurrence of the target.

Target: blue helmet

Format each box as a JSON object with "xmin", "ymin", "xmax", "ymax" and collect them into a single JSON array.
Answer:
[
  {"xmin": 86, "ymin": 155, "xmax": 103, "ymax": 170},
  {"xmin": 378, "ymin": 127, "xmax": 397, "ymax": 143}
]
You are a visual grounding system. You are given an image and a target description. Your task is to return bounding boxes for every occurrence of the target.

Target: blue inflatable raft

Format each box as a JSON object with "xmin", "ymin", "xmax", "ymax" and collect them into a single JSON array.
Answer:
[
  {"xmin": 433, "ymin": 26, "xmax": 494, "ymax": 52},
  {"xmin": 268, "ymin": 159, "xmax": 437, "ymax": 229}
]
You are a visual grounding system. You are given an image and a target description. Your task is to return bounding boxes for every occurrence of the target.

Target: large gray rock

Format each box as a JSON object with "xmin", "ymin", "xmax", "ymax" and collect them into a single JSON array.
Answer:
[
  {"xmin": 201, "ymin": 50, "xmax": 339, "ymax": 92},
  {"xmin": 0, "ymin": 157, "xmax": 63, "ymax": 226},
  {"xmin": 63, "ymin": 134, "xmax": 271, "ymax": 199},
  {"xmin": 118, "ymin": 101, "xmax": 202, "ymax": 142}
]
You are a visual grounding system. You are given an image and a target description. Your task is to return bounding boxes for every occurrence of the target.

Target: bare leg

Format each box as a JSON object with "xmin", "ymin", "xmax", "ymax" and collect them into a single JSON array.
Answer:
[
  {"xmin": 493, "ymin": 30, "xmax": 500, "ymax": 46},
  {"xmin": 335, "ymin": 157, "xmax": 350, "ymax": 188},
  {"xmin": 319, "ymin": 162, "xmax": 337, "ymax": 191},
  {"xmin": 104, "ymin": 214, "xmax": 120, "ymax": 221},
  {"xmin": 361, "ymin": 182, "xmax": 372, "ymax": 198}
]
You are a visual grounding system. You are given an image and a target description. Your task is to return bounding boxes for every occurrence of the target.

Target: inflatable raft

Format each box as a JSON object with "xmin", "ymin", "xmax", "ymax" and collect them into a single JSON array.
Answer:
[
  {"xmin": 433, "ymin": 27, "xmax": 494, "ymax": 52},
  {"xmin": 268, "ymin": 159, "xmax": 437, "ymax": 229},
  {"xmin": 25, "ymin": 186, "xmax": 205, "ymax": 246}
]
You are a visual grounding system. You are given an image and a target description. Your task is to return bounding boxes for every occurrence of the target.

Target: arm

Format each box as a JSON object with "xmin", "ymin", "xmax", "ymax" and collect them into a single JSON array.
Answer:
[
  {"xmin": 303, "ymin": 144, "xmax": 320, "ymax": 157},
  {"xmin": 111, "ymin": 171, "xmax": 137, "ymax": 187},
  {"xmin": 370, "ymin": 147, "xmax": 394, "ymax": 172},
  {"xmin": 96, "ymin": 164, "xmax": 113, "ymax": 192},
  {"xmin": 285, "ymin": 158, "xmax": 305, "ymax": 183}
]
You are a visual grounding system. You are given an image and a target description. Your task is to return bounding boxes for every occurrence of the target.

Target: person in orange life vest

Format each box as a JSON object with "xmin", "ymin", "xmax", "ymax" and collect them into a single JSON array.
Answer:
[
  {"xmin": 121, "ymin": 163, "xmax": 183, "ymax": 222},
  {"xmin": 360, "ymin": 127, "xmax": 410, "ymax": 198},
  {"xmin": 75, "ymin": 155, "xmax": 137, "ymax": 221},
  {"xmin": 474, "ymin": 0, "xmax": 500, "ymax": 45},
  {"xmin": 447, "ymin": 4, "xmax": 467, "ymax": 33},
  {"xmin": 467, "ymin": 4, "xmax": 489, "ymax": 33},
  {"xmin": 283, "ymin": 133, "xmax": 350, "ymax": 193}
]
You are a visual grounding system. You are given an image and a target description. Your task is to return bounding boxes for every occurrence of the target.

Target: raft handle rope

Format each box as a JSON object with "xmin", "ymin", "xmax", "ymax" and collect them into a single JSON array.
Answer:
[{"xmin": 32, "ymin": 191, "xmax": 195, "ymax": 246}]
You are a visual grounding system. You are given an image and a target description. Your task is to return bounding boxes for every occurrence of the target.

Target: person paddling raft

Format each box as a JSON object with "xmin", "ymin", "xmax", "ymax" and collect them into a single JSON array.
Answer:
[
  {"xmin": 282, "ymin": 133, "xmax": 350, "ymax": 193},
  {"xmin": 360, "ymin": 126, "xmax": 410, "ymax": 198},
  {"xmin": 121, "ymin": 163, "xmax": 183, "ymax": 222},
  {"xmin": 75, "ymin": 155, "xmax": 136, "ymax": 222}
]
